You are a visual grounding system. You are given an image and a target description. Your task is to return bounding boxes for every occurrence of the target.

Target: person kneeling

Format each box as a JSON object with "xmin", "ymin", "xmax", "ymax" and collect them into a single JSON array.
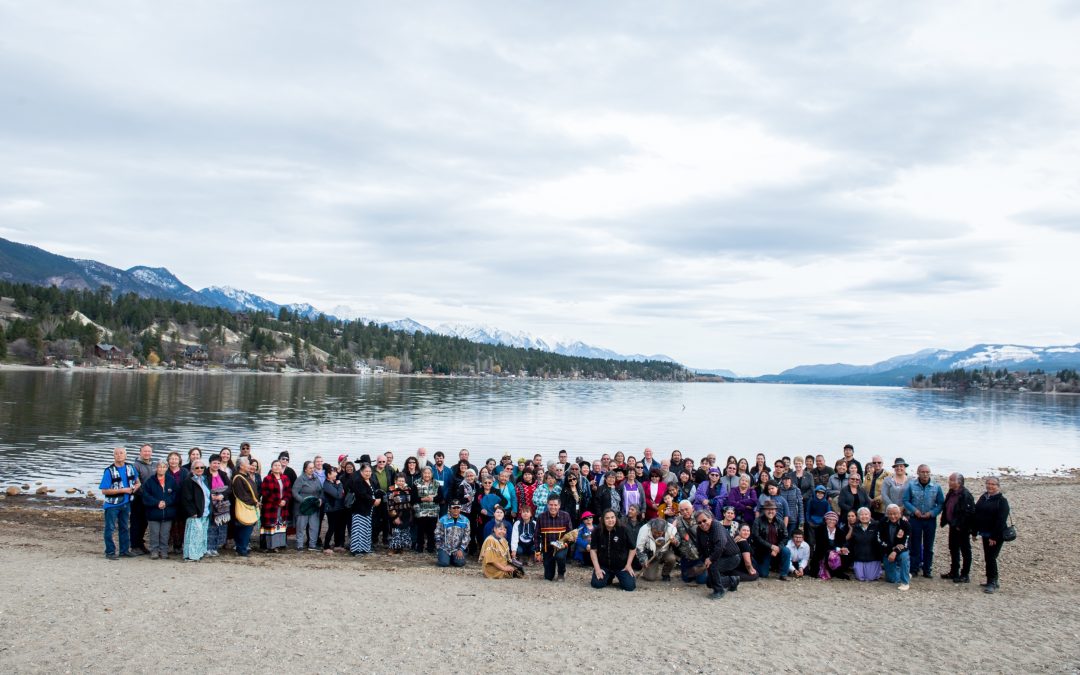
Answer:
[
  {"xmin": 589, "ymin": 509, "xmax": 636, "ymax": 591},
  {"xmin": 480, "ymin": 521, "xmax": 523, "ymax": 579},
  {"xmin": 435, "ymin": 500, "xmax": 470, "ymax": 567}
]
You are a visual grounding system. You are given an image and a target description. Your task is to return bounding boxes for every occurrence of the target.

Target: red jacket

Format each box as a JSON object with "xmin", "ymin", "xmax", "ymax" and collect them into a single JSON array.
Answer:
[{"xmin": 260, "ymin": 473, "xmax": 292, "ymax": 527}]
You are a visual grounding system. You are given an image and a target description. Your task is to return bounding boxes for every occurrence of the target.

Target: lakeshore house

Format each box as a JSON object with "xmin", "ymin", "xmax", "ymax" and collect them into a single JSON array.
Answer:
[{"xmin": 94, "ymin": 343, "xmax": 124, "ymax": 361}]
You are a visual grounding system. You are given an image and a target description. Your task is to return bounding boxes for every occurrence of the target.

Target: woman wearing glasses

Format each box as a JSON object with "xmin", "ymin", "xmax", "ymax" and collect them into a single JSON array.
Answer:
[{"xmin": 179, "ymin": 460, "xmax": 211, "ymax": 562}]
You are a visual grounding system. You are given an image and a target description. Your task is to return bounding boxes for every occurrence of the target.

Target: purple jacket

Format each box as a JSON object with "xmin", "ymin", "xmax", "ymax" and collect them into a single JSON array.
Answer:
[
  {"xmin": 724, "ymin": 487, "xmax": 758, "ymax": 524},
  {"xmin": 693, "ymin": 479, "xmax": 728, "ymax": 514}
]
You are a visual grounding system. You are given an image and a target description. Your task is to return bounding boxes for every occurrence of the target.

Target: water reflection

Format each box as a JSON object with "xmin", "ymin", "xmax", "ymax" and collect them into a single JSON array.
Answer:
[{"xmin": 0, "ymin": 371, "xmax": 1077, "ymax": 489}]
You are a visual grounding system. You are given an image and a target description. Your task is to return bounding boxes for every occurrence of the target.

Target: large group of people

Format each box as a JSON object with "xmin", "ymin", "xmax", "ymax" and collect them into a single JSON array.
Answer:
[{"xmin": 99, "ymin": 443, "xmax": 1013, "ymax": 596}]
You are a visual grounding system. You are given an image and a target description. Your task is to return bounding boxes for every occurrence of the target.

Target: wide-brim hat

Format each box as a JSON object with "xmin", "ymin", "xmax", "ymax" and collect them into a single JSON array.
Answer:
[
  {"xmin": 892, "ymin": 458, "xmax": 909, "ymax": 468},
  {"xmin": 298, "ymin": 496, "xmax": 320, "ymax": 515}
]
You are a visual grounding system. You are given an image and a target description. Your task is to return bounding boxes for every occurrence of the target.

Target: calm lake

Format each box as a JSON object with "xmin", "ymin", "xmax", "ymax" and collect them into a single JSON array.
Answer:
[{"xmin": 1, "ymin": 369, "xmax": 1078, "ymax": 489}]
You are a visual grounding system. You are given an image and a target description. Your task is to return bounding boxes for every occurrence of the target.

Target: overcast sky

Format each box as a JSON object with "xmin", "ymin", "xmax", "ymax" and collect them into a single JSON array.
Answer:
[{"xmin": 2, "ymin": 2, "xmax": 1079, "ymax": 374}]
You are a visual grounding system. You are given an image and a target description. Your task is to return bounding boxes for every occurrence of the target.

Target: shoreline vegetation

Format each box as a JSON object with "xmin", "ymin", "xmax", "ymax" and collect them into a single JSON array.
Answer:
[
  {"xmin": 2, "ymin": 475, "xmax": 1079, "ymax": 671},
  {"xmin": 0, "ymin": 282, "xmax": 694, "ymax": 382},
  {"xmin": 909, "ymin": 367, "xmax": 1080, "ymax": 394}
]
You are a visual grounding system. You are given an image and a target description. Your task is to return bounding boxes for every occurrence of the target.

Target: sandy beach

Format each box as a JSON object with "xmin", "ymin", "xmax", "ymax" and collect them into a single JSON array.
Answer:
[{"xmin": 2, "ymin": 476, "xmax": 1079, "ymax": 673}]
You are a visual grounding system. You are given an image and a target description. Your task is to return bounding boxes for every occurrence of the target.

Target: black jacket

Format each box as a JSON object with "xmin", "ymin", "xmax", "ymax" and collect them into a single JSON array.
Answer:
[
  {"xmin": 940, "ymin": 487, "xmax": 976, "ymax": 532},
  {"xmin": 974, "ymin": 492, "xmax": 1010, "ymax": 540},
  {"xmin": 592, "ymin": 524, "xmax": 633, "ymax": 570},
  {"xmin": 750, "ymin": 515, "xmax": 790, "ymax": 559},
  {"xmin": 348, "ymin": 475, "xmax": 376, "ymax": 517},
  {"xmin": 179, "ymin": 473, "xmax": 210, "ymax": 519},
  {"xmin": 838, "ymin": 487, "xmax": 871, "ymax": 520},
  {"xmin": 878, "ymin": 517, "xmax": 910, "ymax": 554},
  {"xmin": 847, "ymin": 522, "xmax": 882, "ymax": 562},
  {"xmin": 697, "ymin": 520, "xmax": 740, "ymax": 563}
]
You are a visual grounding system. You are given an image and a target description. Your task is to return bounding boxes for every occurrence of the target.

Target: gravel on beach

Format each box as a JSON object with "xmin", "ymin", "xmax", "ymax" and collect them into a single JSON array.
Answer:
[{"xmin": 1, "ymin": 476, "xmax": 1078, "ymax": 673}]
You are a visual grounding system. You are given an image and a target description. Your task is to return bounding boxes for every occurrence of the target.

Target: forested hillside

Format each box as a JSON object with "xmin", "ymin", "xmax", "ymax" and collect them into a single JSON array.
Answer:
[{"xmin": 0, "ymin": 281, "xmax": 688, "ymax": 380}]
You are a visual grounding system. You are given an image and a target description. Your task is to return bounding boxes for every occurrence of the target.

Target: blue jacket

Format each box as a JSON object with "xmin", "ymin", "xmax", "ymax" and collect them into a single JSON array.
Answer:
[
  {"xmin": 904, "ymin": 480, "xmax": 945, "ymax": 518},
  {"xmin": 141, "ymin": 473, "xmax": 179, "ymax": 521},
  {"xmin": 430, "ymin": 465, "xmax": 455, "ymax": 501}
]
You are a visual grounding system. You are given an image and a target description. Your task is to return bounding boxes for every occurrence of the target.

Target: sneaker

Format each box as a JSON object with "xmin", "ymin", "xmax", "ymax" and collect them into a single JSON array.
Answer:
[
  {"xmin": 953, "ymin": 575, "xmax": 970, "ymax": 584},
  {"xmin": 105, "ymin": 554, "xmax": 119, "ymax": 561},
  {"xmin": 898, "ymin": 583, "xmax": 910, "ymax": 591},
  {"xmin": 940, "ymin": 572, "xmax": 956, "ymax": 580},
  {"xmin": 120, "ymin": 551, "xmax": 138, "ymax": 558},
  {"xmin": 161, "ymin": 553, "xmax": 169, "ymax": 560},
  {"xmin": 709, "ymin": 589, "xmax": 726, "ymax": 600},
  {"xmin": 557, "ymin": 575, "xmax": 565, "ymax": 582},
  {"xmin": 149, "ymin": 551, "xmax": 160, "ymax": 560},
  {"xmin": 984, "ymin": 584, "xmax": 997, "ymax": 594}
]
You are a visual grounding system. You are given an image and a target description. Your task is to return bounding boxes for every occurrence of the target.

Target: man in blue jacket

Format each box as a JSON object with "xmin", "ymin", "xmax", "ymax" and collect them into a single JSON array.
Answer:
[
  {"xmin": 99, "ymin": 447, "xmax": 141, "ymax": 560},
  {"xmin": 903, "ymin": 464, "xmax": 945, "ymax": 578}
]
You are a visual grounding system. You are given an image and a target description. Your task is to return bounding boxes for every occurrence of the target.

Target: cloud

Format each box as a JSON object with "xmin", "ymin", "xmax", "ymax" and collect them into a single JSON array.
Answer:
[{"xmin": 1, "ymin": 1, "xmax": 1079, "ymax": 373}]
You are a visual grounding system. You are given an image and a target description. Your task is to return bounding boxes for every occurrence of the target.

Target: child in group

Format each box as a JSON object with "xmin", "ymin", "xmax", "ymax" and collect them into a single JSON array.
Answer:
[
  {"xmin": 483, "ymin": 504, "xmax": 511, "ymax": 541},
  {"xmin": 511, "ymin": 504, "xmax": 538, "ymax": 565},
  {"xmin": 657, "ymin": 488, "xmax": 679, "ymax": 523},
  {"xmin": 387, "ymin": 475, "xmax": 413, "ymax": 554},
  {"xmin": 806, "ymin": 484, "xmax": 831, "ymax": 531},
  {"xmin": 572, "ymin": 512, "xmax": 594, "ymax": 564}
]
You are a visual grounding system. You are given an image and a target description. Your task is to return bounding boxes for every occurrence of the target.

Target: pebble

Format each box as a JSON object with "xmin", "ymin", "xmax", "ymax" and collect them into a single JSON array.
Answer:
[
  {"xmin": 21, "ymin": 484, "xmax": 30, "ymax": 490},
  {"xmin": 35, "ymin": 486, "xmax": 49, "ymax": 495},
  {"xmin": 5, "ymin": 486, "xmax": 19, "ymax": 496},
  {"xmin": 65, "ymin": 488, "xmax": 77, "ymax": 494}
]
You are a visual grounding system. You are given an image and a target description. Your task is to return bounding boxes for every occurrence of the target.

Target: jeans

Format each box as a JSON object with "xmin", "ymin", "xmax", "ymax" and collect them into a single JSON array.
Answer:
[
  {"xmin": 590, "ymin": 567, "xmax": 636, "ymax": 591},
  {"xmin": 437, "ymin": 549, "xmax": 467, "ymax": 567},
  {"xmin": 103, "ymin": 504, "xmax": 131, "ymax": 556},
  {"xmin": 680, "ymin": 558, "xmax": 709, "ymax": 584},
  {"xmin": 234, "ymin": 524, "xmax": 254, "ymax": 555},
  {"xmin": 948, "ymin": 526, "xmax": 972, "ymax": 577},
  {"xmin": 884, "ymin": 550, "xmax": 911, "ymax": 584},
  {"xmin": 756, "ymin": 546, "xmax": 792, "ymax": 578},
  {"xmin": 296, "ymin": 513, "xmax": 321, "ymax": 549},
  {"xmin": 543, "ymin": 548, "xmax": 568, "ymax": 580},
  {"xmin": 147, "ymin": 520, "xmax": 171, "ymax": 555},
  {"xmin": 909, "ymin": 518, "xmax": 936, "ymax": 573}
]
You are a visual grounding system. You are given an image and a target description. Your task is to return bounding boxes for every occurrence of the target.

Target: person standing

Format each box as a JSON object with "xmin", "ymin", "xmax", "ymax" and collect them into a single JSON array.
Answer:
[
  {"xmin": 180, "ymin": 459, "xmax": 210, "ymax": 562},
  {"xmin": 940, "ymin": 472, "xmax": 976, "ymax": 583},
  {"xmin": 537, "ymin": 494, "xmax": 572, "ymax": 581},
  {"xmin": 141, "ymin": 459, "xmax": 177, "ymax": 560},
  {"xmin": 974, "ymin": 476, "xmax": 1010, "ymax": 594},
  {"xmin": 99, "ymin": 447, "xmax": 141, "ymax": 560},
  {"xmin": 589, "ymin": 509, "xmax": 637, "ymax": 591},
  {"xmin": 347, "ymin": 463, "xmax": 378, "ymax": 555},
  {"xmin": 371, "ymin": 454, "xmax": 396, "ymax": 547},
  {"xmin": 259, "ymin": 460, "xmax": 292, "ymax": 553},
  {"xmin": 231, "ymin": 458, "xmax": 260, "ymax": 557},
  {"xmin": 321, "ymin": 466, "xmax": 347, "ymax": 552},
  {"xmin": 293, "ymin": 460, "xmax": 323, "ymax": 552},
  {"xmin": 130, "ymin": 444, "xmax": 154, "ymax": 555},
  {"xmin": 862, "ymin": 455, "xmax": 891, "ymax": 520},
  {"xmin": 881, "ymin": 458, "xmax": 910, "ymax": 515},
  {"xmin": 205, "ymin": 453, "xmax": 232, "ymax": 557},
  {"xmin": 903, "ymin": 464, "xmax": 945, "ymax": 578}
]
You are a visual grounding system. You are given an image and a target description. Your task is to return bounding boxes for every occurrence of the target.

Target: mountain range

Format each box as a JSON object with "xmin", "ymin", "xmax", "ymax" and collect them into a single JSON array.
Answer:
[
  {"xmin": 753, "ymin": 343, "xmax": 1080, "ymax": 385},
  {"xmin": 0, "ymin": 236, "xmax": 682, "ymax": 366}
]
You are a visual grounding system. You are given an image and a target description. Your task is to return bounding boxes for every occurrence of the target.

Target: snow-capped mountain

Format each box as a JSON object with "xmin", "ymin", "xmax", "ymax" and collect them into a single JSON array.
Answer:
[
  {"xmin": 384, "ymin": 318, "xmax": 434, "ymax": 334},
  {"xmin": 757, "ymin": 343, "xmax": 1080, "ymax": 385},
  {"xmin": 196, "ymin": 285, "xmax": 280, "ymax": 314}
]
